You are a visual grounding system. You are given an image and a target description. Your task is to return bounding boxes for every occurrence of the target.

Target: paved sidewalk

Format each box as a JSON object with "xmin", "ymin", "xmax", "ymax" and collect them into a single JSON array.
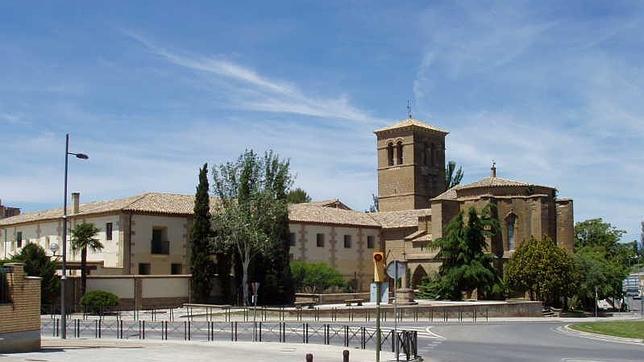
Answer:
[{"xmin": 0, "ymin": 338, "xmax": 397, "ymax": 362}]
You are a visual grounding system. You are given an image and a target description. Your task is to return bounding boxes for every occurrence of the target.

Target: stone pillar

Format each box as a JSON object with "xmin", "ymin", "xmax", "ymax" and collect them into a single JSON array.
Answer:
[{"xmin": 395, "ymin": 261, "xmax": 416, "ymax": 305}]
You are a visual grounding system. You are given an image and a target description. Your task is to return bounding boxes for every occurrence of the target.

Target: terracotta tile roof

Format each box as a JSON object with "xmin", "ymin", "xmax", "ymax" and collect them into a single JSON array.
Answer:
[
  {"xmin": 458, "ymin": 176, "xmax": 531, "ymax": 189},
  {"xmin": 288, "ymin": 203, "xmax": 380, "ymax": 227},
  {"xmin": 368, "ymin": 209, "xmax": 431, "ymax": 229},
  {"xmin": 432, "ymin": 187, "xmax": 458, "ymax": 201},
  {"xmin": 432, "ymin": 176, "xmax": 550, "ymax": 202},
  {"xmin": 304, "ymin": 199, "xmax": 352, "ymax": 210},
  {"xmin": 3, "ymin": 191, "xmax": 431, "ymax": 230},
  {"xmin": 0, "ymin": 193, "xmax": 220, "ymax": 226},
  {"xmin": 374, "ymin": 118, "xmax": 448, "ymax": 134},
  {"xmin": 124, "ymin": 193, "xmax": 197, "ymax": 214}
]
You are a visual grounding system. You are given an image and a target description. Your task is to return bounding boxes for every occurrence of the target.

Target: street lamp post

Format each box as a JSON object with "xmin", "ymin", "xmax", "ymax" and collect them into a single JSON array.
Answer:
[{"xmin": 60, "ymin": 134, "xmax": 88, "ymax": 339}]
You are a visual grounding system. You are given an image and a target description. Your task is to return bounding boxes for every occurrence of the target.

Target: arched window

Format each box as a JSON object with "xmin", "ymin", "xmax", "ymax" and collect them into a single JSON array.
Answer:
[
  {"xmin": 387, "ymin": 143, "xmax": 394, "ymax": 166},
  {"xmin": 396, "ymin": 141, "xmax": 403, "ymax": 165},
  {"xmin": 506, "ymin": 214, "xmax": 517, "ymax": 250}
]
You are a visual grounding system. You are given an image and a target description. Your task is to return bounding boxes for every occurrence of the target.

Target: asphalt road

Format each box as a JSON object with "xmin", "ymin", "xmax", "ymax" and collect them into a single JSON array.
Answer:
[
  {"xmin": 41, "ymin": 319, "xmax": 644, "ymax": 361},
  {"xmin": 410, "ymin": 321, "xmax": 643, "ymax": 362}
]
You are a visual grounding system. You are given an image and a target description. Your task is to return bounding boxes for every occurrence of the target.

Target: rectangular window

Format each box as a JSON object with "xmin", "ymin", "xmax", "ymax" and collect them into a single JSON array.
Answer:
[
  {"xmin": 367, "ymin": 235, "xmax": 375, "ymax": 249},
  {"xmin": 152, "ymin": 228, "xmax": 164, "ymax": 243},
  {"xmin": 343, "ymin": 235, "xmax": 352, "ymax": 249},
  {"xmin": 316, "ymin": 233, "xmax": 325, "ymax": 247},
  {"xmin": 106, "ymin": 223, "xmax": 113, "ymax": 240},
  {"xmin": 289, "ymin": 232, "xmax": 296, "ymax": 247},
  {"xmin": 138, "ymin": 263, "xmax": 151, "ymax": 275},
  {"xmin": 16, "ymin": 231, "xmax": 22, "ymax": 248},
  {"xmin": 171, "ymin": 263, "xmax": 182, "ymax": 275},
  {"xmin": 151, "ymin": 227, "xmax": 169, "ymax": 254}
]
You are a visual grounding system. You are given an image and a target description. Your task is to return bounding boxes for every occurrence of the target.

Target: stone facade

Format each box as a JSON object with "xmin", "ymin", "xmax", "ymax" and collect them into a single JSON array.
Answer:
[
  {"xmin": 375, "ymin": 119, "xmax": 448, "ymax": 212},
  {"xmin": 0, "ymin": 263, "xmax": 41, "ymax": 353}
]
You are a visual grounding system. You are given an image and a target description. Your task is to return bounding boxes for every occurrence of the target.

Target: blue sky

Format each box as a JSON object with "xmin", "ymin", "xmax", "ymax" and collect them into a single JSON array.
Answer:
[{"xmin": 0, "ymin": 1, "xmax": 642, "ymax": 242}]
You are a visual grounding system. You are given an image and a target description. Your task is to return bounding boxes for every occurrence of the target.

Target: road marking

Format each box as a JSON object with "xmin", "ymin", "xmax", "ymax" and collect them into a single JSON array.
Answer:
[{"xmin": 424, "ymin": 326, "xmax": 447, "ymax": 340}]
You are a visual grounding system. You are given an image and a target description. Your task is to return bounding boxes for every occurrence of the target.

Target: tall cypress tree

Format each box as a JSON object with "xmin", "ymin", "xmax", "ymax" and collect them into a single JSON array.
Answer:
[{"xmin": 190, "ymin": 163, "xmax": 215, "ymax": 303}]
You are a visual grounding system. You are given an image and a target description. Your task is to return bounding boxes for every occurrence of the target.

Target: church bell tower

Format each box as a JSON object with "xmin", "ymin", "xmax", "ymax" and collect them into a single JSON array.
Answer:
[{"xmin": 374, "ymin": 118, "xmax": 448, "ymax": 212}]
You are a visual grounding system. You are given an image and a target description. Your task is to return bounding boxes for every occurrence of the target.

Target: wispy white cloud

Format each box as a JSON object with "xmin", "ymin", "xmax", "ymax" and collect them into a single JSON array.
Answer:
[
  {"xmin": 413, "ymin": 1, "xmax": 644, "ymax": 241},
  {"xmin": 123, "ymin": 30, "xmax": 382, "ymax": 124}
]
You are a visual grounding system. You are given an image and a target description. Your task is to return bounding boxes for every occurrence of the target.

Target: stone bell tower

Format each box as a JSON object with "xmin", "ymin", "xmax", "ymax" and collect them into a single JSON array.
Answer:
[{"xmin": 374, "ymin": 118, "xmax": 448, "ymax": 212}]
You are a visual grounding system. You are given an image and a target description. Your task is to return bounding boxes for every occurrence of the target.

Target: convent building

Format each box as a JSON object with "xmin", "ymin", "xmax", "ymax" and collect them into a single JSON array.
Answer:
[{"xmin": 0, "ymin": 118, "xmax": 574, "ymax": 293}]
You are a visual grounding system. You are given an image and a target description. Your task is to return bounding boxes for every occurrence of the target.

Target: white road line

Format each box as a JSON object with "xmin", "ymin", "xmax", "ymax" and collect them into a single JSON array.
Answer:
[{"xmin": 424, "ymin": 327, "xmax": 447, "ymax": 340}]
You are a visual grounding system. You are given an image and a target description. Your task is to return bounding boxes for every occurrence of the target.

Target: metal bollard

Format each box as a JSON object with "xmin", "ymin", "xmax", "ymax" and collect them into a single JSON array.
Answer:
[
  {"xmin": 305, "ymin": 353, "xmax": 313, "ymax": 362},
  {"xmin": 343, "ymin": 349, "xmax": 350, "ymax": 362}
]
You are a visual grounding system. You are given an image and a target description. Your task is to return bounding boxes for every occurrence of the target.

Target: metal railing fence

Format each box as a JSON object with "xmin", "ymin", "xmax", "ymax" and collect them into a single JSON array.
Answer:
[{"xmin": 41, "ymin": 319, "xmax": 418, "ymax": 360}]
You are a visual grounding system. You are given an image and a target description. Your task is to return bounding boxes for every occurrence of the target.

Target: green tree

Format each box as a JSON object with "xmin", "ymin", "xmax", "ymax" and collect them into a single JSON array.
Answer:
[
  {"xmin": 428, "ymin": 206, "xmax": 499, "ymax": 300},
  {"xmin": 445, "ymin": 161, "xmax": 464, "ymax": 189},
  {"xmin": 290, "ymin": 261, "xmax": 346, "ymax": 293},
  {"xmin": 572, "ymin": 218, "xmax": 632, "ymax": 310},
  {"xmin": 10, "ymin": 243, "xmax": 59, "ymax": 305},
  {"xmin": 574, "ymin": 246, "xmax": 628, "ymax": 310},
  {"xmin": 505, "ymin": 237, "xmax": 576, "ymax": 307},
  {"xmin": 70, "ymin": 222, "xmax": 102, "ymax": 297},
  {"xmin": 575, "ymin": 218, "xmax": 625, "ymax": 252},
  {"xmin": 190, "ymin": 163, "xmax": 216, "ymax": 303},
  {"xmin": 287, "ymin": 187, "xmax": 311, "ymax": 204},
  {"xmin": 212, "ymin": 150, "xmax": 294, "ymax": 305},
  {"xmin": 368, "ymin": 194, "xmax": 379, "ymax": 213}
]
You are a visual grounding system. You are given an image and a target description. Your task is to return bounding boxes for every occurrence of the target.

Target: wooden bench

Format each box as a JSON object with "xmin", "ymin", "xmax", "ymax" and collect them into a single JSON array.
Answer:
[
  {"xmin": 345, "ymin": 298, "xmax": 363, "ymax": 306},
  {"xmin": 294, "ymin": 301, "xmax": 317, "ymax": 309}
]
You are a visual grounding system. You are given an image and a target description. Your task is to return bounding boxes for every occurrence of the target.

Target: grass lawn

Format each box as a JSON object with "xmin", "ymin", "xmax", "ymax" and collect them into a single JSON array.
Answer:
[{"xmin": 570, "ymin": 320, "xmax": 644, "ymax": 340}]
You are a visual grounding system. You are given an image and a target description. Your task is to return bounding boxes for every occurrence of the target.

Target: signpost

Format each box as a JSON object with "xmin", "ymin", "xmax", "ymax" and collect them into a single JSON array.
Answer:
[
  {"xmin": 251, "ymin": 282, "xmax": 260, "ymax": 341},
  {"xmin": 373, "ymin": 252, "xmax": 386, "ymax": 362},
  {"xmin": 387, "ymin": 260, "xmax": 406, "ymax": 362}
]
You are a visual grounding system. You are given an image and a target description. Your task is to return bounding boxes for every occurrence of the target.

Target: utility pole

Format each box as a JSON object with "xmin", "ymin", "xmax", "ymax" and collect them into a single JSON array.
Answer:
[{"xmin": 60, "ymin": 134, "xmax": 89, "ymax": 339}]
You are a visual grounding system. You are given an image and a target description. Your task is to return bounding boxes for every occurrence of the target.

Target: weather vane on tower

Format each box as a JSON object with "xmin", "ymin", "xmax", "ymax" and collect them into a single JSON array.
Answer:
[{"xmin": 406, "ymin": 100, "xmax": 413, "ymax": 119}]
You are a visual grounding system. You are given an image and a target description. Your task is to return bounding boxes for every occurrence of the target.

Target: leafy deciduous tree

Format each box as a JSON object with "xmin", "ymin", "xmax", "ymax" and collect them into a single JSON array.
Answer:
[
  {"xmin": 212, "ymin": 150, "xmax": 294, "ymax": 306},
  {"xmin": 505, "ymin": 237, "xmax": 576, "ymax": 307},
  {"xmin": 287, "ymin": 188, "xmax": 311, "ymax": 204}
]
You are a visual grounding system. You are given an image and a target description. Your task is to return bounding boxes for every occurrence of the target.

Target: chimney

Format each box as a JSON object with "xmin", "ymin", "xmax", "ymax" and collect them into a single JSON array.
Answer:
[
  {"xmin": 491, "ymin": 161, "xmax": 497, "ymax": 178},
  {"xmin": 72, "ymin": 192, "xmax": 80, "ymax": 214}
]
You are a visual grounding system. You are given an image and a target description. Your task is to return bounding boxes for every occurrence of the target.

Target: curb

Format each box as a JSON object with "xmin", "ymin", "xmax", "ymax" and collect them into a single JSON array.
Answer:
[{"xmin": 560, "ymin": 324, "xmax": 644, "ymax": 346}]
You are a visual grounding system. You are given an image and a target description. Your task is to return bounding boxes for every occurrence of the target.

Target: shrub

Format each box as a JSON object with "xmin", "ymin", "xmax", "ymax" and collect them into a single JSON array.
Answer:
[
  {"xmin": 290, "ymin": 261, "xmax": 346, "ymax": 293},
  {"xmin": 80, "ymin": 290, "xmax": 118, "ymax": 313}
]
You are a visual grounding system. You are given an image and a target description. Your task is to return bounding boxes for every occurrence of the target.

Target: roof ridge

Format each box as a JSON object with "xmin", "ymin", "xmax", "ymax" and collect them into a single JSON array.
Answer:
[{"xmin": 122, "ymin": 193, "xmax": 153, "ymax": 210}]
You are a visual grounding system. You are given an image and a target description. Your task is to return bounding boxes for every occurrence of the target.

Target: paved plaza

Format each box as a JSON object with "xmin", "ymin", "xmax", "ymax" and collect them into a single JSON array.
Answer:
[{"xmin": 2, "ymin": 338, "xmax": 392, "ymax": 362}]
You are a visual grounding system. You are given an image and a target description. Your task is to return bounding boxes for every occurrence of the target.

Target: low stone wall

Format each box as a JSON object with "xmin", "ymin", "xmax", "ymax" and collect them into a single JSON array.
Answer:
[
  {"xmin": 0, "ymin": 263, "xmax": 41, "ymax": 353},
  {"xmin": 285, "ymin": 300, "xmax": 543, "ymax": 318},
  {"xmin": 68, "ymin": 274, "xmax": 191, "ymax": 310}
]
